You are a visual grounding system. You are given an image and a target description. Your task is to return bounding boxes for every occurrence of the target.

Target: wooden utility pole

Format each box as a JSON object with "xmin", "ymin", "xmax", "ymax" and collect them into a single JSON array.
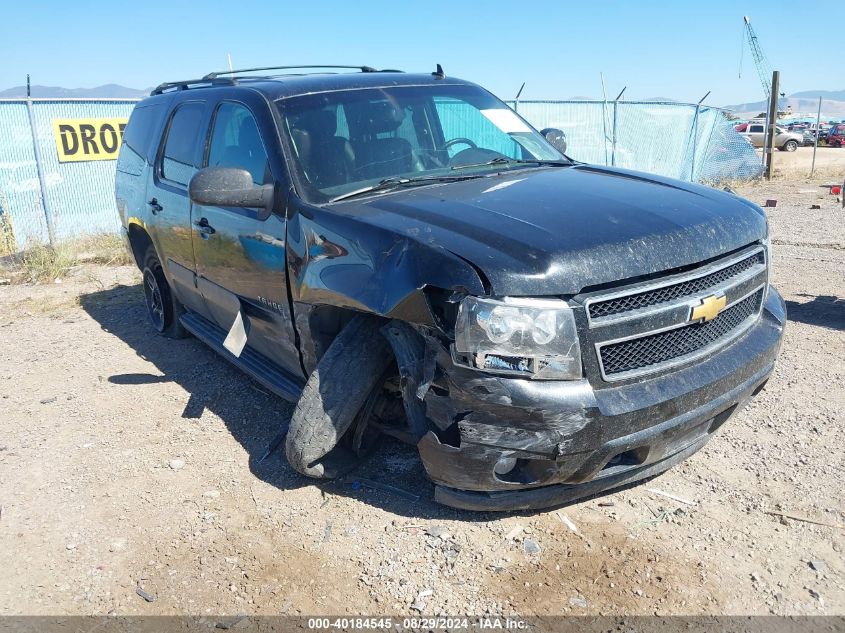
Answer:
[{"xmin": 764, "ymin": 70, "xmax": 780, "ymax": 180}]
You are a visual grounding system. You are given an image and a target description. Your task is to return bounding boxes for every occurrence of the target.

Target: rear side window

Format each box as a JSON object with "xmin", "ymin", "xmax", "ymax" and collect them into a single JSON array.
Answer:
[
  {"xmin": 160, "ymin": 102, "xmax": 205, "ymax": 186},
  {"xmin": 117, "ymin": 103, "xmax": 163, "ymax": 175},
  {"xmin": 206, "ymin": 102, "xmax": 270, "ymax": 185}
]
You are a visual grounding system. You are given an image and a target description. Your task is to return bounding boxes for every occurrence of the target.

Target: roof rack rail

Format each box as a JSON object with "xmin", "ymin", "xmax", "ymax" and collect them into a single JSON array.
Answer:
[
  {"xmin": 202, "ymin": 65, "xmax": 381, "ymax": 80},
  {"xmin": 150, "ymin": 66, "xmax": 405, "ymax": 96},
  {"xmin": 149, "ymin": 77, "xmax": 235, "ymax": 96}
]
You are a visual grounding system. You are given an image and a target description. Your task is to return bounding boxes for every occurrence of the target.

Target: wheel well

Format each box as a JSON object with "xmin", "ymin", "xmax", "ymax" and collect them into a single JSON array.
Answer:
[
  {"xmin": 127, "ymin": 224, "xmax": 153, "ymax": 270},
  {"xmin": 300, "ymin": 305, "xmax": 370, "ymax": 371}
]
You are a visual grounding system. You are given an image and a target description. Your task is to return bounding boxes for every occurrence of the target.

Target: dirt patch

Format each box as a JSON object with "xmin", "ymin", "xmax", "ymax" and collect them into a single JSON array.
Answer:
[
  {"xmin": 0, "ymin": 180, "xmax": 843, "ymax": 617},
  {"xmin": 760, "ymin": 145, "xmax": 845, "ymax": 180}
]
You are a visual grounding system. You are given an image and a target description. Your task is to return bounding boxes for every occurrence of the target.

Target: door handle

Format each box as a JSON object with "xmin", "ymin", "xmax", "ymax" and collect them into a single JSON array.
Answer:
[
  {"xmin": 193, "ymin": 217, "xmax": 216, "ymax": 236},
  {"xmin": 148, "ymin": 198, "xmax": 163, "ymax": 214}
]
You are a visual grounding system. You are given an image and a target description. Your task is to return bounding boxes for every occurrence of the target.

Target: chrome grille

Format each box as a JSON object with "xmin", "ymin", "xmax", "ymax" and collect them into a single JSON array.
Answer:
[
  {"xmin": 588, "ymin": 251, "xmax": 764, "ymax": 319},
  {"xmin": 598, "ymin": 289, "xmax": 763, "ymax": 377},
  {"xmin": 582, "ymin": 245, "xmax": 768, "ymax": 382}
]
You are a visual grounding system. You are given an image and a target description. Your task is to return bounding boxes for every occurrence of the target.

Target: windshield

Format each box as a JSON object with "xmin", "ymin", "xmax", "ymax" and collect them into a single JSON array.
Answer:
[{"xmin": 275, "ymin": 84, "xmax": 566, "ymax": 203}]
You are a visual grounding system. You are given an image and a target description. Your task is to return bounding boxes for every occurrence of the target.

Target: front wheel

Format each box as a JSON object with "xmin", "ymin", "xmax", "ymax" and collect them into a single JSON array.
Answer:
[
  {"xmin": 285, "ymin": 315, "xmax": 394, "ymax": 479},
  {"xmin": 781, "ymin": 140, "xmax": 798, "ymax": 152},
  {"xmin": 142, "ymin": 246, "xmax": 187, "ymax": 338}
]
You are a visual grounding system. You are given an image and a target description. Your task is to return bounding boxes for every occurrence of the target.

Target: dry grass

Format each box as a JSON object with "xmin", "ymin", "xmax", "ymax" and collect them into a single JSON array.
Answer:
[
  {"xmin": 0, "ymin": 194, "xmax": 15, "ymax": 258},
  {"xmin": 0, "ymin": 234, "xmax": 133, "ymax": 285},
  {"xmin": 771, "ymin": 164, "xmax": 845, "ymax": 182}
]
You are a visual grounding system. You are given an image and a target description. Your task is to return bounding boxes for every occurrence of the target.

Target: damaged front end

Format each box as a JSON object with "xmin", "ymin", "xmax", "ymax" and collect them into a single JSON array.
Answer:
[{"xmin": 383, "ymin": 274, "xmax": 786, "ymax": 512}]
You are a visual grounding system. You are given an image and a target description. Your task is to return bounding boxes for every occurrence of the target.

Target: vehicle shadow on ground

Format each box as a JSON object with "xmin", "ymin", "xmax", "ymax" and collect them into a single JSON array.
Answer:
[
  {"xmin": 79, "ymin": 283, "xmax": 522, "ymax": 521},
  {"xmin": 785, "ymin": 295, "xmax": 844, "ymax": 331}
]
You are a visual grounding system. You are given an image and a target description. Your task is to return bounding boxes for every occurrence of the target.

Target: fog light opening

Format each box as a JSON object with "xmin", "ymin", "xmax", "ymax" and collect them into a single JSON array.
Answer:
[{"xmin": 493, "ymin": 456, "xmax": 518, "ymax": 475}]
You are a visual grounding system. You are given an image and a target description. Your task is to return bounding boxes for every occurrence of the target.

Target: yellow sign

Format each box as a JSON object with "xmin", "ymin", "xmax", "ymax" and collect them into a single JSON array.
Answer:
[
  {"xmin": 690, "ymin": 294, "xmax": 727, "ymax": 323},
  {"xmin": 52, "ymin": 117, "xmax": 128, "ymax": 162}
]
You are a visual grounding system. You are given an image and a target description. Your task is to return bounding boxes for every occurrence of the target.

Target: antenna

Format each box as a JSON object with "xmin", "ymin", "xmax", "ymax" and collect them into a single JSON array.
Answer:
[
  {"xmin": 432, "ymin": 63, "xmax": 445, "ymax": 79},
  {"xmin": 227, "ymin": 53, "xmax": 234, "ymax": 73}
]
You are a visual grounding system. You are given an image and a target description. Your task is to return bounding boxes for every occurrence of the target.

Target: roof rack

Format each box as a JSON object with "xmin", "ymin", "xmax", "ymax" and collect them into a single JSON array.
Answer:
[
  {"xmin": 150, "ymin": 65, "xmax": 405, "ymax": 96},
  {"xmin": 150, "ymin": 77, "xmax": 234, "ymax": 96},
  {"xmin": 203, "ymin": 65, "xmax": 382, "ymax": 80}
]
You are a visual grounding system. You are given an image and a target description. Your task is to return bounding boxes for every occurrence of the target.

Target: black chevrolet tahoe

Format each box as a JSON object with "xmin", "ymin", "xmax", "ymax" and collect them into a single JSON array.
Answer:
[{"xmin": 114, "ymin": 65, "xmax": 785, "ymax": 511}]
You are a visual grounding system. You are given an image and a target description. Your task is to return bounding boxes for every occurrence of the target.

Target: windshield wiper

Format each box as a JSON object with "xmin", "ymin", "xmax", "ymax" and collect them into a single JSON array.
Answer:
[
  {"xmin": 329, "ymin": 174, "xmax": 485, "ymax": 203},
  {"xmin": 451, "ymin": 157, "xmax": 571, "ymax": 171}
]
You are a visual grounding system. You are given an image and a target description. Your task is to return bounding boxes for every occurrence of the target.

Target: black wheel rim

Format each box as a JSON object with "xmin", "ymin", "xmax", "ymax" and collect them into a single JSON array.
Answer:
[{"xmin": 143, "ymin": 268, "xmax": 165, "ymax": 331}]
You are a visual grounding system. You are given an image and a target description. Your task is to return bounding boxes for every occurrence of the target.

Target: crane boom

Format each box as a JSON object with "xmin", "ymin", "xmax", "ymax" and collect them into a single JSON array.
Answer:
[{"xmin": 742, "ymin": 16, "xmax": 773, "ymax": 100}]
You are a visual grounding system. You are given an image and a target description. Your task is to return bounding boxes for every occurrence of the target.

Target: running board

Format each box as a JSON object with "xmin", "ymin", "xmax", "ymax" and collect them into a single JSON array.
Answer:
[{"xmin": 180, "ymin": 312, "xmax": 304, "ymax": 402}]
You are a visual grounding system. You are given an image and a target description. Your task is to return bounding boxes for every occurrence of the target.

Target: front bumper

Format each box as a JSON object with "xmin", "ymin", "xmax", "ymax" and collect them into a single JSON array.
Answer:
[{"xmin": 417, "ymin": 287, "xmax": 786, "ymax": 511}]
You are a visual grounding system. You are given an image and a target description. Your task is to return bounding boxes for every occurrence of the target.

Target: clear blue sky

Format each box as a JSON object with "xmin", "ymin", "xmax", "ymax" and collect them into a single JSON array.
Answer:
[{"xmin": 2, "ymin": 0, "xmax": 843, "ymax": 106}]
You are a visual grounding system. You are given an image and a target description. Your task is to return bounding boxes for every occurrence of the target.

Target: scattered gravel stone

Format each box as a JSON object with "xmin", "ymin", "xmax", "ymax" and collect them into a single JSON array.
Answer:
[
  {"xmin": 505, "ymin": 525, "xmax": 524, "ymax": 540},
  {"xmin": 569, "ymin": 596, "xmax": 588, "ymax": 608},
  {"xmin": 109, "ymin": 539, "xmax": 127, "ymax": 553},
  {"xmin": 523, "ymin": 539, "xmax": 541, "ymax": 555},
  {"xmin": 168, "ymin": 459, "xmax": 185, "ymax": 471},
  {"xmin": 135, "ymin": 587, "xmax": 156, "ymax": 602},
  {"xmin": 425, "ymin": 525, "xmax": 450, "ymax": 540}
]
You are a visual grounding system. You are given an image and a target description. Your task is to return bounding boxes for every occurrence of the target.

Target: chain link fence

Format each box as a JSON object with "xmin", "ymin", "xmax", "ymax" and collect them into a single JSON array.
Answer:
[
  {"xmin": 510, "ymin": 100, "xmax": 762, "ymax": 183},
  {"xmin": 0, "ymin": 99, "xmax": 137, "ymax": 254},
  {"xmin": 0, "ymin": 97, "xmax": 761, "ymax": 254}
]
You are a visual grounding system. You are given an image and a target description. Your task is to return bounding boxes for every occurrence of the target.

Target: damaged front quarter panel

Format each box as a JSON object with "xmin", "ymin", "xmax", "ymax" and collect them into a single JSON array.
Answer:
[{"xmin": 285, "ymin": 201, "xmax": 486, "ymax": 373}]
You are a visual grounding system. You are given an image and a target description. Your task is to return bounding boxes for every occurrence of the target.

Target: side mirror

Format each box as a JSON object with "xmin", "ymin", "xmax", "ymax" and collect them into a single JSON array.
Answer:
[
  {"xmin": 540, "ymin": 128, "xmax": 567, "ymax": 155},
  {"xmin": 189, "ymin": 167, "xmax": 274, "ymax": 210}
]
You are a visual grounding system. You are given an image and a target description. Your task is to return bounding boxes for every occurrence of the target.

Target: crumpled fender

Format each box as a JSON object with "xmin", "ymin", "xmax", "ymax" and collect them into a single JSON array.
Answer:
[{"xmin": 286, "ymin": 204, "xmax": 486, "ymax": 324}]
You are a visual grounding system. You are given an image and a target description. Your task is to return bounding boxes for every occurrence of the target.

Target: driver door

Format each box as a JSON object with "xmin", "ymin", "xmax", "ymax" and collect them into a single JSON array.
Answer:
[{"xmin": 190, "ymin": 96, "xmax": 302, "ymax": 378}]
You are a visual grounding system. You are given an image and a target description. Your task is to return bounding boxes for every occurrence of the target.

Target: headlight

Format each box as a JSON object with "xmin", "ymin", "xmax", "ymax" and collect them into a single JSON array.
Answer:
[{"xmin": 454, "ymin": 296, "xmax": 582, "ymax": 380}]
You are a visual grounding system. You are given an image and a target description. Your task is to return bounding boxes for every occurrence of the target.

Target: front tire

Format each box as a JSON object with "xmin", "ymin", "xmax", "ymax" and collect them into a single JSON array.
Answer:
[
  {"xmin": 286, "ymin": 315, "xmax": 393, "ymax": 479},
  {"xmin": 781, "ymin": 140, "xmax": 798, "ymax": 152},
  {"xmin": 142, "ymin": 246, "xmax": 187, "ymax": 338}
]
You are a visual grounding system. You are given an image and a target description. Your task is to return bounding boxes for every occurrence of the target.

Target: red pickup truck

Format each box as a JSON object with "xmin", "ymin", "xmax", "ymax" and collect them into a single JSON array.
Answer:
[{"xmin": 825, "ymin": 124, "xmax": 845, "ymax": 147}]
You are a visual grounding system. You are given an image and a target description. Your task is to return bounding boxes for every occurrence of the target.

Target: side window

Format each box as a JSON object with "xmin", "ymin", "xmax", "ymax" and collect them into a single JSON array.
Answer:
[
  {"xmin": 117, "ymin": 103, "xmax": 163, "ymax": 175},
  {"xmin": 161, "ymin": 102, "xmax": 205, "ymax": 186},
  {"xmin": 749, "ymin": 125, "xmax": 764, "ymax": 133},
  {"xmin": 206, "ymin": 102, "xmax": 270, "ymax": 185}
]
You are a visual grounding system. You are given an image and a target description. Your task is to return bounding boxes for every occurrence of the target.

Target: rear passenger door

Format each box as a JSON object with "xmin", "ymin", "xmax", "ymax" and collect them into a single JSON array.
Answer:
[
  {"xmin": 150, "ymin": 100, "xmax": 211, "ymax": 318},
  {"xmin": 191, "ymin": 96, "xmax": 302, "ymax": 379}
]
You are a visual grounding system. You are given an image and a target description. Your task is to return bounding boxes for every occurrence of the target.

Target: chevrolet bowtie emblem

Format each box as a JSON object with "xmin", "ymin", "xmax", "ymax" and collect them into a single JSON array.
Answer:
[{"xmin": 690, "ymin": 294, "xmax": 727, "ymax": 323}]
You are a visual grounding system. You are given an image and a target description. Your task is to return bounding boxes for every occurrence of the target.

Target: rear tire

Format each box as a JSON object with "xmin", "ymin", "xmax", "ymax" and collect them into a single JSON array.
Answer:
[
  {"xmin": 142, "ymin": 246, "xmax": 187, "ymax": 339},
  {"xmin": 286, "ymin": 315, "xmax": 393, "ymax": 479}
]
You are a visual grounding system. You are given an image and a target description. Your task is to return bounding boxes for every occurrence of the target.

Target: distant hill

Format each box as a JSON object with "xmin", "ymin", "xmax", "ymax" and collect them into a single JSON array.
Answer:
[
  {"xmin": 723, "ymin": 89, "xmax": 845, "ymax": 117},
  {"xmin": 0, "ymin": 83, "xmax": 147, "ymax": 98},
  {"xmin": 789, "ymin": 89, "xmax": 845, "ymax": 101}
]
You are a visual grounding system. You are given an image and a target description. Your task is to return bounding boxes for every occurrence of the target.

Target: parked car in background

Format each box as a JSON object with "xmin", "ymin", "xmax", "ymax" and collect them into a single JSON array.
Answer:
[
  {"xmin": 801, "ymin": 130, "xmax": 816, "ymax": 146},
  {"xmin": 809, "ymin": 124, "xmax": 830, "ymax": 143},
  {"xmin": 739, "ymin": 122, "xmax": 802, "ymax": 151},
  {"xmin": 824, "ymin": 124, "xmax": 845, "ymax": 147}
]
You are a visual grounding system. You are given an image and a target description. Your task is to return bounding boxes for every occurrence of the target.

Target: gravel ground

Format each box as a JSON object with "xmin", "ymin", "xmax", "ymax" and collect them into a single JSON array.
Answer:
[{"xmin": 0, "ymin": 178, "xmax": 842, "ymax": 617}]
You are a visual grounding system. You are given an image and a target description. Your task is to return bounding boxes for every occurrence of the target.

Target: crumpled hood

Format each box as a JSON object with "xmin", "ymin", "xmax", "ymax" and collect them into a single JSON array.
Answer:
[{"xmin": 332, "ymin": 164, "xmax": 767, "ymax": 296}]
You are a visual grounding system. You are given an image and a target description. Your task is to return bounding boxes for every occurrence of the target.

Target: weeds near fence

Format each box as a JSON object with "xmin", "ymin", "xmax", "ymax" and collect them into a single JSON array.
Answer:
[
  {"xmin": 1, "ymin": 234, "xmax": 133, "ymax": 284},
  {"xmin": 0, "ymin": 192, "xmax": 15, "ymax": 257}
]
